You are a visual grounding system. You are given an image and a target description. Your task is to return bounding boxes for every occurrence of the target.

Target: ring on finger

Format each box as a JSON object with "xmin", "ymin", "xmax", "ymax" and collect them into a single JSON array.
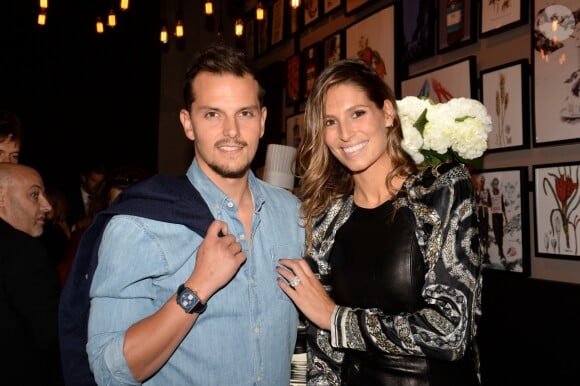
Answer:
[{"xmin": 289, "ymin": 276, "xmax": 301, "ymax": 288}]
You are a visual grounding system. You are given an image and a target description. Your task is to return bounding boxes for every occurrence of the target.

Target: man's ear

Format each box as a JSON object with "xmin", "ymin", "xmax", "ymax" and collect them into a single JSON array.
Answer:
[{"xmin": 180, "ymin": 109, "xmax": 195, "ymax": 141}]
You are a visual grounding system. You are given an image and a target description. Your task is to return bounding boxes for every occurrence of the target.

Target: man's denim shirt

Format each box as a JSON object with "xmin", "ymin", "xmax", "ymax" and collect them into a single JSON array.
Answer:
[{"xmin": 87, "ymin": 159, "xmax": 305, "ymax": 386}]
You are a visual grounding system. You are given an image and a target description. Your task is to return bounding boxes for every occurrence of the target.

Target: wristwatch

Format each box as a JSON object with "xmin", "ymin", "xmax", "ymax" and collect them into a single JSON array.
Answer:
[{"xmin": 176, "ymin": 284, "xmax": 207, "ymax": 314}]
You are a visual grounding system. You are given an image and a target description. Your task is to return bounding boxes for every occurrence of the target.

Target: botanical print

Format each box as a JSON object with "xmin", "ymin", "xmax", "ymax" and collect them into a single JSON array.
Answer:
[
  {"xmin": 482, "ymin": 62, "xmax": 526, "ymax": 150},
  {"xmin": 346, "ymin": 6, "xmax": 395, "ymax": 88},
  {"xmin": 533, "ymin": 0, "xmax": 580, "ymax": 144},
  {"xmin": 472, "ymin": 169, "xmax": 526, "ymax": 272},
  {"xmin": 536, "ymin": 164, "xmax": 580, "ymax": 258},
  {"xmin": 481, "ymin": 0, "xmax": 521, "ymax": 35}
]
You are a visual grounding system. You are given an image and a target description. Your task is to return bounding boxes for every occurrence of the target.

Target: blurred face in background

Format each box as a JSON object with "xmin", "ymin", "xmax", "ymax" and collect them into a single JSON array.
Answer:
[
  {"xmin": 0, "ymin": 164, "xmax": 52, "ymax": 236},
  {"xmin": 0, "ymin": 137, "xmax": 20, "ymax": 163}
]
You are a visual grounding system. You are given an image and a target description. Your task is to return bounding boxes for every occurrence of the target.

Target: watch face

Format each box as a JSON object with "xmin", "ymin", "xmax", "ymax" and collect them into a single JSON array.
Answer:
[
  {"xmin": 177, "ymin": 285, "xmax": 206, "ymax": 313},
  {"xmin": 179, "ymin": 290, "xmax": 196, "ymax": 311}
]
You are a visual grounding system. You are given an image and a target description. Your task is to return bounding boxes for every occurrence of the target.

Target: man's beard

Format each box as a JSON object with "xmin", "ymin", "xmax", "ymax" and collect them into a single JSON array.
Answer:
[{"xmin": 208, "ymin": 161, "xmax": 250, "ymax": 178}]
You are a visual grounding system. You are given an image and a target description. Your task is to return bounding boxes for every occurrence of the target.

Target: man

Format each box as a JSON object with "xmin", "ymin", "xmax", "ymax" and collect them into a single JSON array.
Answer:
[
  {"xmin": 65, "ymin": 160, "xmax": 105, "ymax": 232},
  {"xmin": 61, "ymin": 44, "xmax": 304, "ymax": 386},
  {"xmin": 0, "ymin": 110, "xmax": 22, "ymax": 163},
  {"xmin": 0, "ymin": 163, "xmax": 64, "ymax": 385}
]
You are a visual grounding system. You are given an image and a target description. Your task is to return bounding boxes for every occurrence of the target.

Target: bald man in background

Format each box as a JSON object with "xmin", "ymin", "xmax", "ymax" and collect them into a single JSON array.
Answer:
[{"xmin": 0, "ymin": 163, "xmax": 64, "ymax": 385}]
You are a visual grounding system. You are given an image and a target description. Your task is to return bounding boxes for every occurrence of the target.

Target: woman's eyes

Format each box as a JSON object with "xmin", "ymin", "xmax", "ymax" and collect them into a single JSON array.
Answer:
[{"xmin": 352, "ymin": 110, "xmax": 366, "ymax": 118}]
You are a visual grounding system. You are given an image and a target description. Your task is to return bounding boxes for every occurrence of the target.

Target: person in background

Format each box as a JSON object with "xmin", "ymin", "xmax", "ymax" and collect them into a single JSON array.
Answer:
[
  {"xmin": 60, "ymin": 44, "xmax": 304, "ymax": 386},
  {"xmin": 276, "ymin": 59, "xmax": 482, "ymax": 385},
  {"xmin": 0, "ymin": 163, "xmax": 64, "ymax": 386},
  {"xmin": 474, "ymin": 175, "xmax": 491, "ymax": 263},
  {"xmin": 65, "ymin": 160, "xmax": 106, "ymax": 232},
  {"xmin": 0, "ymin": 110, "xmax": 22, "ymax": 164},
  {"xmin": 57, "ymin": 164, "xmax": 150, "ymax": 288},
  {"xmin": 490, "ymin": 177, "xmax": 509, "ymax": 266},
  {"xmin": 40, "ymin": 183, "xmax": 72, "ymax": 278}
]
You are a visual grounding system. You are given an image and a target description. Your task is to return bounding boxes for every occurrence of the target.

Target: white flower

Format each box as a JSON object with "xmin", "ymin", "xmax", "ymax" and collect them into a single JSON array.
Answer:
[{"xmin": 396, "ymin": 96, "xmax": 492, "ymax": 166}]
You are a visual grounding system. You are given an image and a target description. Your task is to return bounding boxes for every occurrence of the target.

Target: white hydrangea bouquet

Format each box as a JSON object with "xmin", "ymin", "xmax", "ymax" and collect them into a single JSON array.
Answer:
[{"xmin": 396, "ymin": 96, "xmax": 492, "ymax": 167}]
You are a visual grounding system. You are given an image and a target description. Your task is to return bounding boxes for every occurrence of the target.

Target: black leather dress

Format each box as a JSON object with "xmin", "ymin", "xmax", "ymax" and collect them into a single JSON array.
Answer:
[
  {"xmin": 330, "ymin": 201, "xmax": 479, "ymax": 386},
  {"xmin": 304, "ymin": 163, "xmax": 482, "ymax": 386}
]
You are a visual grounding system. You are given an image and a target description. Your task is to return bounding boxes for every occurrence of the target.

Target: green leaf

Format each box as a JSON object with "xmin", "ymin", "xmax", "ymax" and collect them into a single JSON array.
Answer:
[{"xmin": 413, "ymin": 108, "xmax": 428, "ymax": 135}]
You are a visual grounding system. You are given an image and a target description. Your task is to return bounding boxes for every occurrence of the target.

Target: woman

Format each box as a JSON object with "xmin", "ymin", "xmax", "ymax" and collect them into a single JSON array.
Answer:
[{"xmin": 277, "ymin": 59, "xmax": 483, "ymax": 385}]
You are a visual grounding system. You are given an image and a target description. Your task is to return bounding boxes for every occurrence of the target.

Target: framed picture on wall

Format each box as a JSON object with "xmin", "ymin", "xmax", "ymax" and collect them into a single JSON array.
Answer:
[
  {"xmin": 286, "ymin": 112, "xmax": 305, "ymax": 148},
  {"xmin": 480, "ymin": 59, "xmax": 530, "ymax": 153},
  {"xmin": 400, "ymin": 56, "xmax": 476, "ymax": 101},
  {"xmin": 345, "ymin": 0, "xmax": 369, "ymax": 15},
  {"xmin": 532, "ymin": 0, "xmax": 580, "ymax": 146},
  {"xmin": 345, "ymin": 5, "xmax": 395, "ymax": 89},
  {"xmin": 323, "ymin": 30, "xmax": 344, "ymax": 68},
  {"xmin": 324, "ymin": 0, "xmax": 342, "ymax": 15},
  {"xmin": 480, "ymin": 0, "xmax": 528, "ymax": 38},
  {"xmin": 397, "ymin": 0, "xmax": 436, "ymax": 65},
  {"xmin": 270, "ymin": 0, "xmax": 284, "ymax": 47},
  {"xmin": 533, "ymin": 161, "xmax": 580, "ymax": 260},
  {"xmin": 437, "ymin": 0, "xmax": 476, "ymax": 53},
  {"xmin": 301, "ymin": 42, "xmax": 323, "ymax": 101},
  {"xmin": 304, "ymin": 0, "xmax": 321, "ymax": 27},
  {"xmin": 471, "ymin": 167, "xmax": 530, "ymax": 275},
  {"xmin": 286, "ymin": 54, "xmax": 301, "ymax": 106}
]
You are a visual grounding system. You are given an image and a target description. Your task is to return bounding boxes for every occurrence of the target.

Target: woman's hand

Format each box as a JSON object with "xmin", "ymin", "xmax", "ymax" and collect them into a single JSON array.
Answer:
[{"xmin": 277, "ymin": 258, "xmax": 336, "ymax": 330}]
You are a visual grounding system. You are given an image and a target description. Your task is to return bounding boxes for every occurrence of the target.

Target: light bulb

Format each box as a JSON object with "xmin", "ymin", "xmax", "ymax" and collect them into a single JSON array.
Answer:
[
  {"xmin": 120, "ymin": 0, "xmax": 129, "ymax": 11},
  {"xmin": 40, "ymin": 0, "xmax": 48, "ymax": 10},
  {"xmin": 160, "ymin": 26, "xmax": 168, "ymax": 44},
  {"xmin": 205, "ymin": 1, "xmax": 213, "ymax": 15},
  {"xmin": 96, "ymin": 17, "xmax": 104, "ymax": 33},
  {"xmin": 235, "ymin": 19, "xmax": 244, "ymax": 37},
  {"xmin": 175, "ymin": 20, "xmax": 184, "ymax": 38},
  {"xmin": 291, "ymin": 0, "xmax": 300, "ymax": 9},
  {"xmin": 108, "ymin": 9, "xmax": 116, "ymax": 27},
  {"xmin": 38, "ymin": 12, "xmax": 46, "ymax": 26},
  {"xmin": 256, "ymin": 2, "xmax": 264, "ymax": 20}
]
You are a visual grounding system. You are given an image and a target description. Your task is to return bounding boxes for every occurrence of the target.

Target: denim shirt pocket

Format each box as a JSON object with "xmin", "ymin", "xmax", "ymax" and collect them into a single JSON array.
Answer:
[{"xmin": 270, "ymin": 243, "xmax": 304, "ymax": 302}]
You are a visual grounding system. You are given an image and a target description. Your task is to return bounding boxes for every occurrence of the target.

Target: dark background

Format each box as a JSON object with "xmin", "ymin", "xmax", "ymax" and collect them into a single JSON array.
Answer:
[{"xmin": 0, "ymin": 1, "xmax": 161, "ymax": 187}]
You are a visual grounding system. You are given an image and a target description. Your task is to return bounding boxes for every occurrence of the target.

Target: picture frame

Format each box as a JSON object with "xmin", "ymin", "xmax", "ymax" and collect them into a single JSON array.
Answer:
[
  {"xmin": 286, "ymin": 54, "xmax": 301, "ymax": 106},
  {"xmin": 533, "ymin": 161, "xmax": 580, "ymax": 260},
  {"xmin": 301, "ymin": 42, "xmax": 323, "ymax": 102},
  {"xmin": 400, "ymin": 56, "xmax": 476, "ymax": 101},
  {"xmin": 396, "ymin": 0, "xmax": 436, "ymax": 65},
  {"xmin": 471, "ymin": 167, "xmax": 530, "ymax": 275},
  {"xmin": 323, "ymin": 0, "xmax": 343, "ymax": 15},
  {"xmin": 304, "ymin": 0, "xmax": 321, "ymax": 27},
  {"xmin": 270, "ymin": 0, "xmax": 285, "ymax": 47},
  {"xmin": 437, "ymin": 0, "xmax": 476, "ymax": 53},
  {"xmin": 531, "ymin": 0, "xmax": 580, "ymax": 146},
  {"xmin": 480, "ymin": 0, "xmax": 528, "ymax": 38},
  {"xmin": 480, "ymin": 59, "xmax": 531, "ymax": 153},
  {"xmin": 345, "ymin": 0, "xmax": 369, "ymax": 15},
  {"xmin": 286, "ymin": 112, "xmax": 305, "ymax": 148},
  {"xmin": 323, "ymin": 30, "xmax": 344, "ymax": 69},
  {"xmin": 345, "ymin": 5, "xmax": 395, "ymax": 90}
]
